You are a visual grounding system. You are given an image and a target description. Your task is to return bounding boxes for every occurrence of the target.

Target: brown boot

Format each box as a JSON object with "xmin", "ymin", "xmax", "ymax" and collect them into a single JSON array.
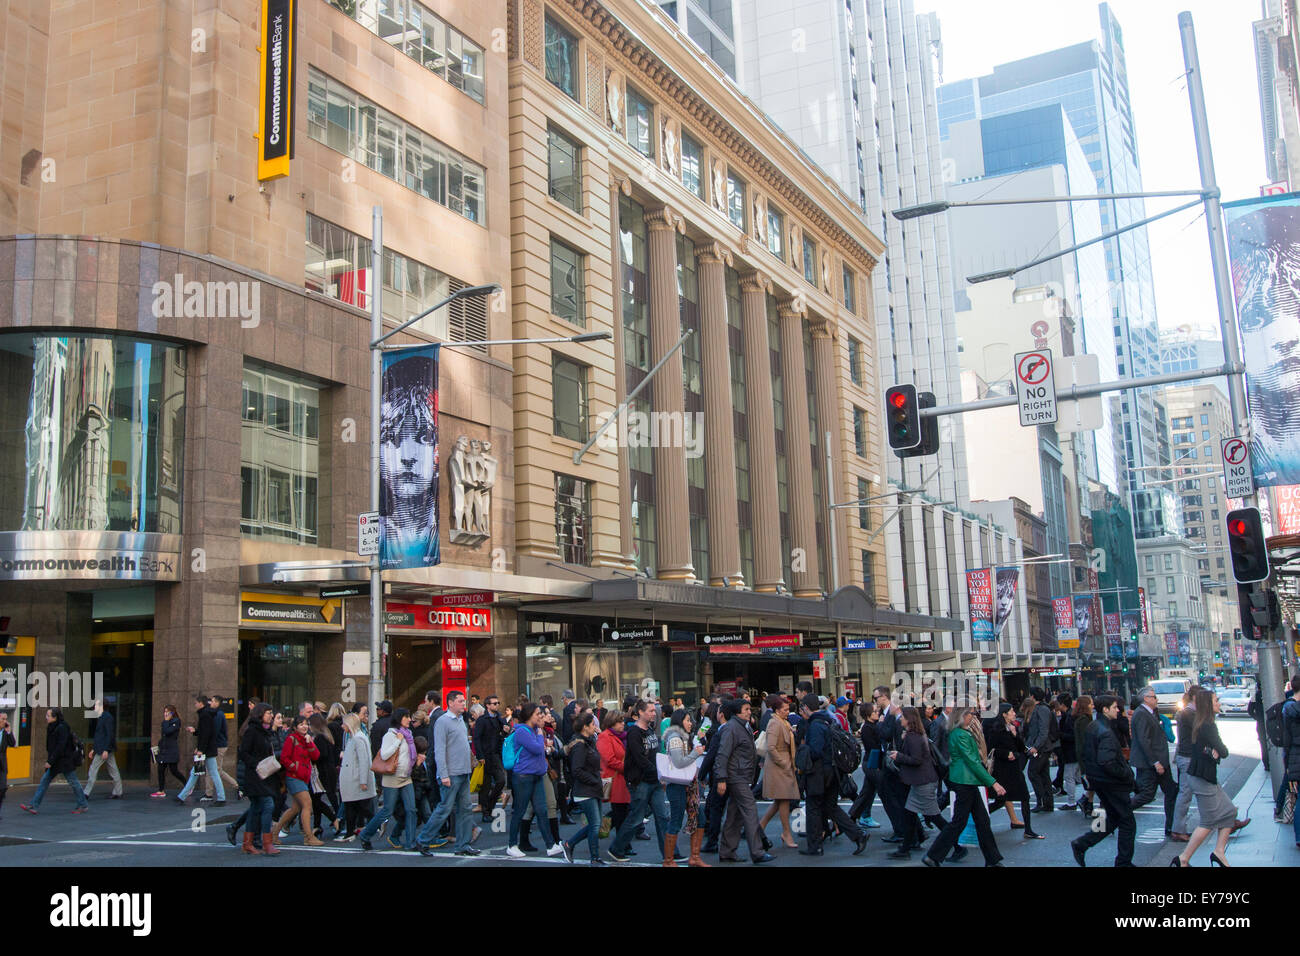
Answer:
[
  {"xmin": 271, "ymin": 809, "xmax": 295, "ymax": 845},
  {"xmin": 261, "ymin": 833, "xmax": 280, "ymax": 855},
  {"xmin": 242, "ymin": 831, "xmax": 262, "ymax": 855},
  {"xmin": 688, "ymin": 829, "xmax": 711, "ymax": 867},
  {"xmin": 662, "ymin": 832, "xmax": 678, "ymax": 867},
  {"xmin": 303, "ymin": 829, "xmax": 325, "ymax": 847}
]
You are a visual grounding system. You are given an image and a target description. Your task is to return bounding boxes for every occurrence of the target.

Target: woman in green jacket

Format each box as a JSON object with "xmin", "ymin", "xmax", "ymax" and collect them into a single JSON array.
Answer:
[{"xmin": 923, "ymin": 707, "xmax": 1007, "ymax": 867}]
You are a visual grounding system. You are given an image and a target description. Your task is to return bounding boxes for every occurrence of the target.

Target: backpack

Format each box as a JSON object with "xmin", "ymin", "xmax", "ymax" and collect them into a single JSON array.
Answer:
[
  {"xmin": 1267, "ymin": 701, "xmax": 1286, "ymax": 749},
  {"xmin": 1047, "ymin": 711, "xmax": 1062, "ymax": 746},
  {"xmin": 502, "ymin": 730, "xmax": 521, "ymax": 771},
  {"xmin": 793, "ymin": 721, "xmax": 814, "ymax": 775},
  {"xmin": 69, "ymin": 729, "xmax": 85, "ymax": 768},
  {"xmin": 826, "ymin": 722, "xmax": 861, "ymax": 776}
]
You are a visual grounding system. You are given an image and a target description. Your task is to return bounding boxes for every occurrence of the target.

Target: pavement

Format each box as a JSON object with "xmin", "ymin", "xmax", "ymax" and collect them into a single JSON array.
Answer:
[{"xmin": 0, "ymin": 717, "xmax": 1284, "ymax": 868}]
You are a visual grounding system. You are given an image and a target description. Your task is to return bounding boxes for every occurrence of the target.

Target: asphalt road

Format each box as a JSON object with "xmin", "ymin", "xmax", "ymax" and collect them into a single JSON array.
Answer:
[{"xmin": 0, "ymin": 716, "xmax": 1263, "ymax": 868}]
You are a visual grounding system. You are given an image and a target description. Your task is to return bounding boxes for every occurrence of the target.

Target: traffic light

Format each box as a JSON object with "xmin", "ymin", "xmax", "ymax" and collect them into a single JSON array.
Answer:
[
  {"xmin": 1246, "ymin": 589, "xmax": 1280, "ymax": 637},
  {"xmin": 1226, "ymin": 507, "xmax": 1270, "ymax": 584},
  {"xmin": 1129, "ymin": 628, "xmax": 1139, "ymax": 643},
  {"xmin": 885, "ymin": 384, "xmax": 921, "ymax": 453}
]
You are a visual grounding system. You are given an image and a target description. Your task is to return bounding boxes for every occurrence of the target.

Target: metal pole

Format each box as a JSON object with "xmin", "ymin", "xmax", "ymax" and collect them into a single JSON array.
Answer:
[
  {"xmin": 1181, "ymin": 10, "xmax": 1285, "ymax": 792},
  {"xmin": 825, "ymin": 430, "xmax": 838, "ymax": 591},
  {"xmin": 369, "ymin": 205, "xmax": 384, "ymax": 718}
]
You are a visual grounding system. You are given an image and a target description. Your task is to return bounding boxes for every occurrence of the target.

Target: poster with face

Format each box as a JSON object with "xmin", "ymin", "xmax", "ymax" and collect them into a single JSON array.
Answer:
[
  {"xmin": 1120, "ymin": 610, "xmax": 1142, "ymax": 660},
  {"xmin": 1224, "ymin": 195, "xmax": 1300, "ymax": 486},
  {"xmin": 1104, "ymin": 612, "xmax": 1122, "ymax": 660},
  {"xmin": 379, "ymin": 346, "xmax": 440, "ymax": 570},
  {"xmin": 967, "ymin": 568, "xmax": 994, "ymax": 642},
  {"xmin": 993, "ymin": 567, "xmax": 1020, "ymax": 638},
  {"xmin": 1073, "ymin": 595, "xmax": 1094, "ymax": 642}
]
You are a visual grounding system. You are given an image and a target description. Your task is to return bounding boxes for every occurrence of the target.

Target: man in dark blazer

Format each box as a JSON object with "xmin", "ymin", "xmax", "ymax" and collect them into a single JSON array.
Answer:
[{"xmin": 1128, "ymin": 685, "xmax": 1178, "ymax": 834}]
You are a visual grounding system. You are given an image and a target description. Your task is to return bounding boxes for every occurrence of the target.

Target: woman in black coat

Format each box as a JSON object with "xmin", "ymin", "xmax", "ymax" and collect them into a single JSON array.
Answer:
[
  {"xmin": 151, "ymin": 704, "xmax": 187, "ymax": 797},
  {"xmin": 888, "ymin": 708, "xmax": 943, "ymax": 858},
  {"xmin": 238, "ymin": 703, "xmax": 283, "ymax": 854},
  {"xmin": 849, "ymin": 701, "xmax": 883, "ymax": 828},
  {"xmin": 987, "ymin": 703, "xmax": 1041, "ymax": 839},
  {"xmin": 308, "ymin": 713, "xmax": 340, "ymax": 837},
  {"xmin": 560, "ymin": 712, "xmax": 605, "ymax": 862}
]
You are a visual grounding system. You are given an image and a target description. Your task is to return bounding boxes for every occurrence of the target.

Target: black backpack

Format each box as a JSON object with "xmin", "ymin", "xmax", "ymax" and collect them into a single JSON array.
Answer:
[
  {"xmin": 793, "ymin": 720, "xmax": 814, "ymax": 774},
  {"xmin": 826, "ymin": 722, "xmax": 861, "ymax": 776},
  {"xmin": 68, "ymin": 729, "xmax": 85, "ymax": 768},
  {"xmin": 1047, "ymin": 711, "xmax": 1062, "ymax": 745},
  {"xmin": 1267, "ymin": 701, "xmax": 1286, "ymax": 748}
]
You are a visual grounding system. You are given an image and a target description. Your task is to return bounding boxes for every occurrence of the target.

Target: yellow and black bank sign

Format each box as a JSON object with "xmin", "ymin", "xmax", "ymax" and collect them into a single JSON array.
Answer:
[{"xmin": 256, "ymin": 0, "xmax": 296, "ymax": 180}]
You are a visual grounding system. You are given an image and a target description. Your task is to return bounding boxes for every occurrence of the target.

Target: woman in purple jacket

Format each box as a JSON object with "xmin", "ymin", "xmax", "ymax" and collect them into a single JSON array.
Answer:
[{"xmin": 506, "ymin": 703, "xmax": 566, "ymax": 859}]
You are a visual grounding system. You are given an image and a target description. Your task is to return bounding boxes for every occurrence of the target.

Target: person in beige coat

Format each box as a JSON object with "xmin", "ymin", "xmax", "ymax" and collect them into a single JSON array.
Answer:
[{"xmin": 758, "ymin": 695, "xmax": 800, "ymax": 848}]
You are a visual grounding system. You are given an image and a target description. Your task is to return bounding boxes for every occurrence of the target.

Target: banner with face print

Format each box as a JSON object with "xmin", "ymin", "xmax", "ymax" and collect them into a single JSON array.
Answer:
[
  {"xmin": 380, "ymin": 345, "xmax": 440, "ymax": 570},
  {"xmin": 1072, "ymin": 595, "xmax": 1095, "ymax": 643},
  {"xmin": 1224, "ymin": 194, "xmax": 1300, "ymax": 486},
  {"xmin": 1105, "ymin": 612, "xmax": 1122, "ymax": 660},
  {"xmin": 967, "ymin": 568, "xmax": 994, "ymax": 642},
  {"xmin": 993, "ymin": 567, "xmax": 1020, "ymax": 638}
]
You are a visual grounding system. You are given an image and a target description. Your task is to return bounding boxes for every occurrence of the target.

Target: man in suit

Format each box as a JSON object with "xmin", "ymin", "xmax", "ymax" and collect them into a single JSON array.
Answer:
[
  {"xmin": 714, "ymin": 698, "xmax": 774, "ymax": 864},
  {"xmin": 1072, "ymin": 695, "xmax": 1137, "ymax": 867},
  {"xmin": 1128, "ymin": 685, "xmax": 1178, "ymax": 835},
  {"xmin": 873, "ymin": 685, "xmax": 912, "ymax": 843},
  {"xmin": 1023, "ymin": 687, "xmax": 1058, "ymax": 811}
]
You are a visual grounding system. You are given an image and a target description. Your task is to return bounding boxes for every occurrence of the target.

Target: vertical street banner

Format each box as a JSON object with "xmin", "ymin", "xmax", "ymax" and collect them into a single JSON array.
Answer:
[
  {"xmin": 380, "ymin": 345, "xmax": 441, "ymax": 570},
  {"xmin": 1104, "ymin": 612, "xmax": 1122, "ymax": 660},
  {"xmin": 1164, "ymin": 632, "xmax": 1178, "ymax": 665},
  {"xmin": 257, "ymin": 0, "xmax": 297, "ymax": 180},
  {"xmin": 967, "ymin": 568, "xmax": 994, "ymax": 642},
  {"xmin": 1138, "ymin": 587, "xmax": 1150, "ymax": 635},
  {"xmin": 1088, "ymin": 567, "xmax": 1103, "ymax": 640},
  {"xmin": 1073, "ymin": 595, "xmax": 1095, "ymax": 643},
  {"xmin": 1053, "ymin": 597, "xmax": 1079, "ymax": 649},
  {"xmin": 1120, "ymin": 609, "xmax": 1142, "ymax": 661},
  {"xmin": 993, "ymin": 567, "xmax": 1020, "ymax": 638},
  {"xmin": 1223, "ymin": 193, "xmax": 1300, "ymax": 486},
  {"xmin": 1275, "ymin": 485, "xmax": 1300, "ymax": 533},
  {"xmin": 1177, "ymin": 632, "xmax": 1191, "ymax": 667}
]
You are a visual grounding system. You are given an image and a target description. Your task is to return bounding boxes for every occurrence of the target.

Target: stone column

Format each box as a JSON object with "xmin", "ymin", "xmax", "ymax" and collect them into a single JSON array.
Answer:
[
  {"xmin": 695, "ymin": 242, "xmax": 740, "ymax": 587},
  {"xmin": 779, "ymin": 300, "xmax": 821, "ymax": 597},
  {"xmin": 645, "ymin": 206, "xmax": 693, "ymax": 581},
  {"xmin": 811, "ymin": 319, "xmax": 849, "ymax": 590},
  {"xmin": 610, "ymin": 180, "xmax": 634, "ymax": 566},
  {"xmin": 740, "ymin": 272, "xmax": 783, "ymax": 593}
]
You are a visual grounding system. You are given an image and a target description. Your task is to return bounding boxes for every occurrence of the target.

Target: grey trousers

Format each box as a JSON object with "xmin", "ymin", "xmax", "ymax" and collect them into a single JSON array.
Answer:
[
  {"xmin": 84, "ymin": 752, "xmax": 123, "ymax": 796},
  {"xmin": 1171, "ymin": 754, "xmax": 1195, "ymax": 834},
  {"xmin": 719, "ymin": 782, "xmax": 764, "ymax": 860},
  {"xmin": 205, "ymin": 746, "xmax": 239, "ymax": 797}
]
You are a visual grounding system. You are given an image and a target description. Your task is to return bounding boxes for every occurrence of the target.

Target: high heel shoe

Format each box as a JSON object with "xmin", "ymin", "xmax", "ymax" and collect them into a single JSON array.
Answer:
[
  {"xmin": 1023, "ymin": 830, "xmax": 1045, "ymax": 840},
  {"xmin": 1009, "ymin": 822, "xmax": 1026, "ymax": 830},
  {"xmin": 1210, "ymin": 853, "xmax": 1228, "ymax": 867},
  {"xmin": 1169, "ymin": 856, "xmax": 1189, "ymax": 867}
]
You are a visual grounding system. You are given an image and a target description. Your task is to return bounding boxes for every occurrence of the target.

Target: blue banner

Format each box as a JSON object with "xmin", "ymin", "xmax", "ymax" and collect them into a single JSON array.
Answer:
[{"xmin": 379, "ymin": 345, "xmax": 440, "ymax": 570}]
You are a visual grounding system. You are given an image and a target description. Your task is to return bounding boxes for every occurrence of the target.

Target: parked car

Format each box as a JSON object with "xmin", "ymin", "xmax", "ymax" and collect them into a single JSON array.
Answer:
[{"xmin": 1215, "ymin": 686, "xmax": 1252, "ymax": 717}]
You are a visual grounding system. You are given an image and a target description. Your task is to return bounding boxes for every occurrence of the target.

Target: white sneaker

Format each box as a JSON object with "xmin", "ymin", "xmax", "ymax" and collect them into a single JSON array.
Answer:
[
  {"xmin": 506, "ymin": 845, "xmax": 526, "ymax": 859},
  {"xmin": 546, "ymin": 844, "xmax": 566, "ymax": 858}
]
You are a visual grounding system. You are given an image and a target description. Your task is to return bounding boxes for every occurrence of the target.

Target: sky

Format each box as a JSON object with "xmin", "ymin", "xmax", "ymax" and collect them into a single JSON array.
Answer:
[{"xmin": 918, "ymin": 0, "xmax": 1269, "ymax": 339}]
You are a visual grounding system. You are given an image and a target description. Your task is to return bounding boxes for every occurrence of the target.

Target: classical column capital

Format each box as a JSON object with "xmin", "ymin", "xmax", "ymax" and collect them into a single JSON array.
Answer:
[
  {"xmin": 777, "ymin": 297, "xmax": 807, "ymax": 320},
  {"xmin": 809, "ymin": 317, "xmax": 838, "ymax": 340},
  {"xmin": 738, "ymin": 271, "xmax": 771, "ymax": 294},
  {"xmin": 645, "ymin": 205, "xmax": 684, "ymax": 234},
  {"xmin": 694, "ymin": 241, "xmax": 733, "ymax": 267},
  {"xmin": 609, "ymin": 175, "xmax": 633, "ymax": 198}
]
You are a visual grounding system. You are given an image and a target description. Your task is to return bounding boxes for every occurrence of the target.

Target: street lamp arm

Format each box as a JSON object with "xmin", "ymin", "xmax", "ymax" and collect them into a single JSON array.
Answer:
[
  {"xmin": 370, "ymin": 283, "xmax": 502, "ymax": 348},
  {"xmin": 892, "ymin": 188, "xmax": 1209, "ymax": 221}
]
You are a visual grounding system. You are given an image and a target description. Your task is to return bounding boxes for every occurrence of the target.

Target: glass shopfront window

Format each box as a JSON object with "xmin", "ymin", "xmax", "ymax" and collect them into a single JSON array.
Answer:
[
  {"xmin": 0, "ymin": 333, "xmax": 185, "ymax": 533},
  {"xmin": 242, "ymin": 364, "xmax": 321, "ymax": 545}
]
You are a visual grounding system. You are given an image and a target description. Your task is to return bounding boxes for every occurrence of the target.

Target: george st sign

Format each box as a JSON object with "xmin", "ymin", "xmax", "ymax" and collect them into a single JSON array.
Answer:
[
  {"xmin": 1220, "ymin": 436, "xmax": 1254, "ymax": 499},
  {"xmin": 1014, "ymin": 349, "xmax": 1057, "ymax": 427}
]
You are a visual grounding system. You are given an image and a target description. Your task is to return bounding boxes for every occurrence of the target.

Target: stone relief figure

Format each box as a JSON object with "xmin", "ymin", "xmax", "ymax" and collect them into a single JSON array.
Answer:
[
  {"xmin": 821, "ymin": 250, "xmax": 831, "ymax": 291},
  {"xmin": 662, "ymin": 119, "xmax": 679, "ymax": 175},
  {"xmin": 711, "ymin": 158, "xmax": 726, "ymax": 213},
  {"xmin": 449, "ymin": 435, "xmax": 497, "ymax": 541},
  {"xmin": 606, "ymin": 72, "xmax": 623, "ymax": 133},
  {"xmin": 790, "ymin": 223, "xmax": 803, "ymax": 270},
  {"xmin": 753, "ymin": 195, "xmax": 766, "ymax": 244}
]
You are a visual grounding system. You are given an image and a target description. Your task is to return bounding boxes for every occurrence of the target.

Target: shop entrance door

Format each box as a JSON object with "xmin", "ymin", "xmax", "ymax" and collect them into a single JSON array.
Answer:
[{"xmin": 389, "ymin": 639, "xmax": 441, "ymax": 711}]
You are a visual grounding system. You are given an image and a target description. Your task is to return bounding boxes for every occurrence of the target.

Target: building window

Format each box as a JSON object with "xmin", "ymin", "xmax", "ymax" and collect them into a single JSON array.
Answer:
[
  {"xmin": 680, "ymin": 132, "xmax": 702, "ymax": 198},
  {"xmin": 848, "ymin": 337, "xmax": 862, "ymax": 385},
  {"xmin": 1200, "ymin": 414, "xmax": 1209, "ymax": 425},
  {"xmin": 1166, "ymin": 575, "xmax": 1176, "ymax": 594},
  {"xmin": 857, "ymin": 477, "xmax": 871, "ymax": 530},
  {"xmin": 625, "ymin": 84, "xmax": 654, "ymax": 158},
  {"xmin": 803, "ymin": 234, "xmax": 817, "ymax": 284},
  {"xmin": 242, "ymin": 364, "xmax": 320, "ymax": 545},
  {"xmin": 726, "ymin": 170, "xmax": 745, "ymax": 230},
  {"xmin": 843, "ymin": 265, "xmax": 856, "ymax": 313},
  {"xmin": 552, "ymin": 353, "xmax": 588, "ymax": 441},
  {"xmin": 547, "ymin": 125, "xmax": 582, "ymax": 212},
  {"xmin": 1144, "ymin": 554, "xmax": 1154, "ymax": 572},
  {"xmin": 862, "ymin": 549, "xmax": 875, "ymax": 594},
  {"xmin": 305, "ymin": 214, "xmax": 487, "ymax": 349},
  {"xmin": 555, "ymin": 473, "xmax": 590, "ymax": 564},
  {"xmin": 1164, "ymin": 554, "xmax": 1174, "ymax": 571},
  {"xmin": 306, "ymin": 68, "xmax": 485, "ymax": 223},
  {"xmin": 544, "ymin": 15, "xmax": 579, "ymax": 100},
  {"xmin": 853, "ymin": 406, "xmax": 866, "ymax": 456},
  {"xmin": 334, "ymin": 0, "xmax": 484, "ymax": 103},
  {"xmin": 1147, "ymin": 577, "xmax": 1157, "ymax": 596},
  {"xmin": 766, "ymin": 203, "xmax": 784, "ymax": 259},
  {"xmin": 550, "ymin": 238, "xmax": 585, "ymax": 327}
]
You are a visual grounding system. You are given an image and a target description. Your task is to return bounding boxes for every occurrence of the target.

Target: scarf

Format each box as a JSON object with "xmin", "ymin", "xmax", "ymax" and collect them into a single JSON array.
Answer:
[{"xmin": 398, "ymin": 725, "xmax": 417, "ymax": 767}]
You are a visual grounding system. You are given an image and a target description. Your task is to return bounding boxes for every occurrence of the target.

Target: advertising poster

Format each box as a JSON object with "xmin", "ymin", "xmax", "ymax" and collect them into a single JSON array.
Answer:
[
  {"xmin": 967, "ymin": 568, "xmax": 994, "ymax": 641},
  {"xmin": 1275, "ymin": 485, "xmax": 1300, "ymax": 534},
  {"xmin": 1223, "ymin": 194, "xmax": 1300, "ymax": 486},
  {"xmin": 1165, "ymin": 632, "xmax": 1178, "ymax": 665},
  {"xmin": 1053, "ymin": 596, "xmax": 1079, "ymax": 648},
  {"xmin": 1138, "ymin": 587, "xmax": 1150, "ymax": 634},
  {"xmin": 379, "ymin": 345, "xmax": 441, "ymax": 570},
  {"xmin": 1120, "ymin": 610, "xmax": 1142, "ymax": 661},
  {"xmin": 1073, "ymin": 594, "xmax": 1095, "ymax": 643},
  {"xmin": 1105, "ymin": 612, "xmax": 1122, "ymax": 660},
  {"xmin": 1178, "ymin": 632, "xmax": 1192, "ymax": 665},
  {"xmin": 993, "ymin": 567, "xmax": 1020, "ymax": 637}
]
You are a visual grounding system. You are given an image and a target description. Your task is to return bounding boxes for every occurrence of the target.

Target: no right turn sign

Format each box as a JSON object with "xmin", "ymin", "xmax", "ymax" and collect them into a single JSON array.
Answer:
[
  {"xmin": 1014, "ymin": 349, "xmax": 1058, "ymax": 427},
  {"xmin": 1221, "ymin": 436, "xmax": 1254, "ymax": 499}
]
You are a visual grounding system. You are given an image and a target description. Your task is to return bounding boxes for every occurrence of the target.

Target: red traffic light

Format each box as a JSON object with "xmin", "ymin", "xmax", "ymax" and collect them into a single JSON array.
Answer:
[
  {"xmin": 1228, "ymin": 518, "xmax": 1247, "ymax": 536},
  {"xmin": 890, "ymin": 391, "xmax": 907, "ymax": 409}
]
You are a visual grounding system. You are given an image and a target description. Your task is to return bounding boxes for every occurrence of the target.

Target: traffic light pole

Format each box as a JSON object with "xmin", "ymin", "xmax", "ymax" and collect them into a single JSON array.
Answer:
[{"xmin": 1180, "ymin": 10, "xmax": 1286, "ymax": 796}]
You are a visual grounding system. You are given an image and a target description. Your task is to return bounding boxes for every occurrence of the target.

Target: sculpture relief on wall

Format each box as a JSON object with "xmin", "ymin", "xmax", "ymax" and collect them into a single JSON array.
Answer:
[
  {"xmin": 449, "ymin": 435, "xmax": 497, "ymax": 543},
  {"xmin": 752, "ymin": 195, "xmax": 767, "ymax": 244},
  {"xmin": 661, "ymin": 117, "xmax": 679, "ymax": 176},
  {"xmin": 790, "ymin": 223, "xmax": 803, "ymax": 271},
  {"xmin": 821, "ymin": 250, "xmax": 831, "ymax": 292},
  {"xmin": 711, "ymin": 159, "xmax": 726, "ymax": 214},
  {"xmin": 606, "ymin": 71, "xmax": 624, "ymax": 133}
]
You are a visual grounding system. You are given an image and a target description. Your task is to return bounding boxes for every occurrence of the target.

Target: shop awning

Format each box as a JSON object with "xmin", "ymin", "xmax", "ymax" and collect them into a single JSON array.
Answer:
[{"xmin": 519, "ymin": 579, "xmax": 962, "ymax": 634}]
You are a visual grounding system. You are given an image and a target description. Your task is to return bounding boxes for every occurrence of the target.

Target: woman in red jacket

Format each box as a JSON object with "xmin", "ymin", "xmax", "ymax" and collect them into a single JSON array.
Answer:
[
  {"xmin": 272, "ymin": 714, "xmax": 323, "ymax": 846},
  {"xmin": 596, "ymin": 711, "xmax": 631, "ymax": 852}
]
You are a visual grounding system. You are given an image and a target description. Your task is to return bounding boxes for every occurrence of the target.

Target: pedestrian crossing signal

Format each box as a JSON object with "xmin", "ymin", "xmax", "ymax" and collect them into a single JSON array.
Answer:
[{"xmin": 885, "ymin": 385, "xmax": 940, "ymax": 458}]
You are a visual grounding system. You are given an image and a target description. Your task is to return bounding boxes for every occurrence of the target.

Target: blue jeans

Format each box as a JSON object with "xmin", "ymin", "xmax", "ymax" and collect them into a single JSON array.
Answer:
[
  {"xmin": 32, "ymin": 768, "xmax": 88, "ymax": 809},
  {"xmin": 566, "ymin": 797, "xmax": 602, "ymax": 859},
  {"xmin": 509, "ymin": 773, "xmax": 555, "ymax": 848},
  {"xmin": 247, "ymin": 794, "xmax": 274, "ymax": 835},
  {"xmin": 416, "ymin": 774, "xmax": 473, "ymax": 850},
  {"xmin": 610, "ymin": 779, "xmax": 669, "ymax": 856},
  {"xmin": 178, "ymin": 757, "xmax": 225, "ymax": 801},
  {"xmin": 666, "ymin": 782, "xmax": 690, "ymax": 834},
  {"xmin": 360, "ymin": 782, "xmax": 416, "ymax": 849}
]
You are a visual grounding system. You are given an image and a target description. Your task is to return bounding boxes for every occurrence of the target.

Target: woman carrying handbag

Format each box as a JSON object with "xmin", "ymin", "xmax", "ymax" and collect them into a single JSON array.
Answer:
[
  {"xmin": 272, "ymin": 714, "xmax": 324, "ymax": 847},
  {"xmin": 1172, "ymin": 689, "xmax": 1246, "ymax": 867},
  {"xmin": 237, "ymin": 703, "xmax": 283, "ymax": 855},
  {"xmin": 658, "ymin": 708, "xmax": 709, "ymax": 866}
]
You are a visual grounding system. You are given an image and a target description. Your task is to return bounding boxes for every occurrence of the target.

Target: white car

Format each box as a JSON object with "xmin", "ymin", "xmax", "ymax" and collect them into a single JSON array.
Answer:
[
  {"xmin": 1216, "ymin": 687, "xmax": 1252, "ymax": 717},
  {"xmin": 1151, "ymin": 679, "xmax": 1190, "ymax": 716}
]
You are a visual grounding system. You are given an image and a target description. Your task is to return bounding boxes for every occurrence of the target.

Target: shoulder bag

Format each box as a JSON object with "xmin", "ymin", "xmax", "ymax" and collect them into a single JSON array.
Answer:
[
  {"xmin": 371, "ymin": 737, "xmax": 401, "ymax": 775},
  {"xmin": 754, "ymin": 730, "xmax": 769, "ymax": 757},
  {"xmin": 656, "ymin": 750, "xmax": 699, "ymax": 785},
  {"xmin": 255, "ymin": 742, "xmax": 281, "ymax": 780}
]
